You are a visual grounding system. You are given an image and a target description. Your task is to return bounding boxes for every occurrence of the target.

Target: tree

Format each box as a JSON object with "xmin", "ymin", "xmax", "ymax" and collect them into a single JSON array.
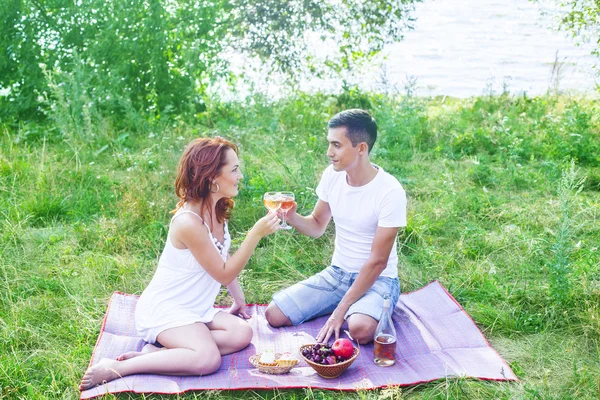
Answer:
[
  {"xmin": 538, "ymin": 1, "xmax": 600, "ymax": 57},
  {"xmin": 0, "ymin": 0, "xmax": 421, "ymax": 122}
]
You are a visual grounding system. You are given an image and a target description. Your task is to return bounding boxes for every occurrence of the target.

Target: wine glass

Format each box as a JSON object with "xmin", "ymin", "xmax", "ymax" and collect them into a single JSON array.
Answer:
[
  {"xmin": 263, "ymin": 192, "xmax": 281, "ymax": 214},
  {"xmin": 278, "ymin": 191, "xmax": 295, "ymax": 230}
]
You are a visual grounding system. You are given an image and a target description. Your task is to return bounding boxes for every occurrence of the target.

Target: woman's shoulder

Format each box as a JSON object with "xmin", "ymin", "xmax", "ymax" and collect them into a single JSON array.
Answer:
[
  {"xmin": 170, "ymin": 211, "xmax": 211, "ymax": 244},
  {"xmin": 171, "ymin": 208, "xmax": 206, "ymax": 225}
]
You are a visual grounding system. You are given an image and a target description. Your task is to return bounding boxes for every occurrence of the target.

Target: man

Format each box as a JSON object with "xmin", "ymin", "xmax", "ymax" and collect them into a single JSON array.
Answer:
[{"xmin": 265, "ymin": 109, "xmax": 407, "ymax": 344}]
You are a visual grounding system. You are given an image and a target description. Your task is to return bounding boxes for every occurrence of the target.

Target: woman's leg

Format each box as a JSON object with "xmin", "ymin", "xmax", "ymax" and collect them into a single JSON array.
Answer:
[
  {"xmin": 116, "ymin": 343, "xmax": 164, "ymax": 361},
  {"xmin": 116, "ymin": 312, "xmax": 253, "ymax": 361},
  {"xmin": 80, "ymin": 322, "xmax": 220, "ymax": 390},
  {"xmin": 206, "ymin": 311, "xmax": 253, "ymax": 355}
]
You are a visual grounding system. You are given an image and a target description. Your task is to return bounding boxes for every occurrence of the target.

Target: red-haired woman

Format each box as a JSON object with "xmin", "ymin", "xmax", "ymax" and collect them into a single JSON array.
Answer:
[{"xmin": 80, "ymin": 137, "xmax": 280, "ymax": 389}]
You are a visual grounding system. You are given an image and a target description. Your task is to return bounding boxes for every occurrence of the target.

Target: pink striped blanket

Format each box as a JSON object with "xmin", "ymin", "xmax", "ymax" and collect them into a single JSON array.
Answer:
[{"xmin": 80, "ymin": 281, "xmax": 517, "ymax": 398}]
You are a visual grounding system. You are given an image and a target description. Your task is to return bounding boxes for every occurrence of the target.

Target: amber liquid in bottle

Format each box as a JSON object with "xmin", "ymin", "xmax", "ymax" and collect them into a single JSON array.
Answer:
[
  {"xmin": 374, "ymin": 334, "xmax": 397, "ymax": 366},
  {"xmin": 373, "ymin": 296, "xmax": 396, "ymax": 366}
]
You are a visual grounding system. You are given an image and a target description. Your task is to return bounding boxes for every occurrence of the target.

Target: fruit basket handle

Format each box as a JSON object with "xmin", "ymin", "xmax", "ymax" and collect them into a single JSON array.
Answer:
[{"xmin": 344, "ymin": 329, "xmax": 361, "ymax": 351}]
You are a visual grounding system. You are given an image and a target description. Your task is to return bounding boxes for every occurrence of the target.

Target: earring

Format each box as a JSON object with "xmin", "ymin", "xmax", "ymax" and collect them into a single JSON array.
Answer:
[{"xmin": 211, "ymin": 181, "xmax": 220, "ymax": 193}]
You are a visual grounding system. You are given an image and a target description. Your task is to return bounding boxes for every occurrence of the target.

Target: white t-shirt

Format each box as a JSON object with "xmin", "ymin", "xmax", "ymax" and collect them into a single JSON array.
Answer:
[{"xmin": 316, "ymin": 164, "xmax": 407, "ymax": 278}]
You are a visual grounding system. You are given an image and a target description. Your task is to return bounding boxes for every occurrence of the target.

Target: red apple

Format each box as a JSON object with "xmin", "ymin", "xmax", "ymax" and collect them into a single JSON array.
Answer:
[{"xmin": 332, "ymin": 338, "xmax": 354, "ymax": 360}]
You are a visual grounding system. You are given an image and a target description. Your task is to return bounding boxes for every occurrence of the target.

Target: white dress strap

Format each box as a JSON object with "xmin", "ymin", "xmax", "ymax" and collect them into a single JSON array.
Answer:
[
  {"xmin": 172, "ymin": 209, "xmax": 210, "ymax": 229},
  {"xmin": 172, "ymin": 209, "xmax": 228, "ymax": 255}
]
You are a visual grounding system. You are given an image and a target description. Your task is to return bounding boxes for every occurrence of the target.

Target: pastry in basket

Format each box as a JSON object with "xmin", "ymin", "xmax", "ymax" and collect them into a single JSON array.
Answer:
[
  {"xmin": 276, "ymin": 352, "xmax": 299, "ymax": 367},
  {"xmin": 258, "ymin": 350, "xmax": 277, "ymax": 367}
]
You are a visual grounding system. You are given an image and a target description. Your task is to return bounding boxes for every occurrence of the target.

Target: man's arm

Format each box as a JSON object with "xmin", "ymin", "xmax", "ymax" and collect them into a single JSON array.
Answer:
[
  {"xmin": 285, "ymin": 199, "xmax": 332, "ymax": 238},
  {"xmin": 316, "ymin": 226, "xmax": 399, "ymax": 343}
]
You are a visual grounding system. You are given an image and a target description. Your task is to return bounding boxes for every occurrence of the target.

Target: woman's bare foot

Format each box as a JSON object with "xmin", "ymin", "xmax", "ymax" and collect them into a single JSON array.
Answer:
[
  {"xmin": 116, "ymin": 343, "xmax": 162, "ymax": 361},
  {"xmin": 79, "ymin": 358, "xmax": 121, "ymax": 390}
]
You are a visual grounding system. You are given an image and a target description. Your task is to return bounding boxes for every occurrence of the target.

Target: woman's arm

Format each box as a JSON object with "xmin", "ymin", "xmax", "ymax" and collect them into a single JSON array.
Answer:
[
  {"xmin": 227, "ymin": 278, "xmax": 250, "ymax": 319},
  {"xmin": 172, "ymin": 212, "xmax": 280, "ymax": 285}
]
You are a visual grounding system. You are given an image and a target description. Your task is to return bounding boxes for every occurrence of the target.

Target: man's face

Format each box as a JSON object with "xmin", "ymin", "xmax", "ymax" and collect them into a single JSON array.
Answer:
[{"xmin": 326, "ymin": 127, "xmax": 360, "ymax": 172}]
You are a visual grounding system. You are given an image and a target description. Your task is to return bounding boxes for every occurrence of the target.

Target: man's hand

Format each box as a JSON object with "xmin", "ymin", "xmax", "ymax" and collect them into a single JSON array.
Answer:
[
  {"xmin": 316, "ymin": 312, "xmax": 344, "ymax": 344},
  {"xmin": 277, "ymin": 199, "xmax": 331, "ymax": 239},
  {"xmin": 228, "ymin": 299, "xmax": 250, "ymax": 319},
  {"xmin": 315, "ymin": 226, "xmax": 399, "ymax": 344},
  {"xmin": 277, "ymin": 201, "xmax": 297, "ymax": 225}
]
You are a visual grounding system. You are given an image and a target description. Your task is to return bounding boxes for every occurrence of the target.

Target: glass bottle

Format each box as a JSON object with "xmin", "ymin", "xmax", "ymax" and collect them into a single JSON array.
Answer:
[{"xmin": 373, "ymin": 294, "xmax": 397, "ymax": 366}]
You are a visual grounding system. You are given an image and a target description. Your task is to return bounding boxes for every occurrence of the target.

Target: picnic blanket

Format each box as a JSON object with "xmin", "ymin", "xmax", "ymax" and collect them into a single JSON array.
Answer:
[{"xmin": 80, "ymin": 281, "xmax": 517, "ymax": 399}]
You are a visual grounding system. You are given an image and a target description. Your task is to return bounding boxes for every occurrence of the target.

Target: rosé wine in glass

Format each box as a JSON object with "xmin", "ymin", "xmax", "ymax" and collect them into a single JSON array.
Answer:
[{"xmin": 278, "ymin": 191, "xmax": 294, "ymax": 230}]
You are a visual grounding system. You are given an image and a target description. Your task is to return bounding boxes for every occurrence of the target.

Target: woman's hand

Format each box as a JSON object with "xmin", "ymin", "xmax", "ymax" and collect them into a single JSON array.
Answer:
[
  {"xmin": 249, "ymin": 211, "xmax": 280, "ymax": 238},
  {"xmin": 228, "ymin": 298, "xmax": 250, "ymax": 319}
]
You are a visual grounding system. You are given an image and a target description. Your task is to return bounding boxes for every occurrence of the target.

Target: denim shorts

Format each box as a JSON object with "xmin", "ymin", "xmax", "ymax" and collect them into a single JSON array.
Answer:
[{"xmin": 271, "ymin": 265, "xmax": 400, "ymax": 326}]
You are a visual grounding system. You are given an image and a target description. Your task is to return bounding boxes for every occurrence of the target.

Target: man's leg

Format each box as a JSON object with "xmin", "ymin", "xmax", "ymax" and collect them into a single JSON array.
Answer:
[
  {"xmin": 344, "ymin": 275, "xmax": 400, "ymax": 344},
  {"xmin": 266, "ymin": 266, "xmax": 348, "ymax": 328},
  {"xmin": 346, "ymin": 313, "xmax": 378, "ymax": 344},
  {"xmin": 265, "ymin": 303, "xmax": 292, "ymax": 327}
]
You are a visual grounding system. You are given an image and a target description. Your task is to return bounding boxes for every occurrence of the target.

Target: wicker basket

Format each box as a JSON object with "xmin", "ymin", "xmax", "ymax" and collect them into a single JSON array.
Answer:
[
  {"xmin": 249, "ymin": 353, "xmax": 299, "ymax": 375},
  {"xmin": 299, "ymin": 344, "xmax": 360, "ymax": 379}
]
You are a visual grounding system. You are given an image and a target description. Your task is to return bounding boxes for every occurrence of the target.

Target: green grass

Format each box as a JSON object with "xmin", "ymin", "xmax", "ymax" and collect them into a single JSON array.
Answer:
[{"xmin": 1, "ymin": 91, "xmax": 599, "ymax": 399}]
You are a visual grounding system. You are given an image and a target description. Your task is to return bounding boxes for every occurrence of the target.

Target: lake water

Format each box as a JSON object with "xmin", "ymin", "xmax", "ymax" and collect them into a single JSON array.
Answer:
[
  {"xmin": 227, "ymin": 0, "xmax": 599, "ymax": 98},
  {"xmin": 371, "ymin": 0, "xmax": 599, "ymax": 97}
]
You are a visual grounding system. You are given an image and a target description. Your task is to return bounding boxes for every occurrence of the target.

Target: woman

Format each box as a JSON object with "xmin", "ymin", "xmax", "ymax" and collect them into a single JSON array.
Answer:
[{"xmin": 80, "ymin": 137, "xmax": 280, "ymax": 389}]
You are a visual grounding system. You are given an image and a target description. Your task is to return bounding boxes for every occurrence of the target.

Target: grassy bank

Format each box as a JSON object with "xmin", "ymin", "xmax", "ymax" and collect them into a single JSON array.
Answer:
[{"xmin": 1, "ymin": 91, "xmax": 599, "ymax": 399}]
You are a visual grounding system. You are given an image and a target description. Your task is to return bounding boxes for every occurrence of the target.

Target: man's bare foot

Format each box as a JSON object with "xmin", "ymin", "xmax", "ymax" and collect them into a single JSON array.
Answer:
[
  {"xmin": 116, "ymin": 343, "xmax": 162, "ymax": 361},
  {"xmin": 79, "ymin": 358, "xmax": 121, "ymax": 390}
]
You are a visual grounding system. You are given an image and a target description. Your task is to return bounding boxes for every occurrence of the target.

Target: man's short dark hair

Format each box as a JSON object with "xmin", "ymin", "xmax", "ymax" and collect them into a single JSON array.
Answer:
[{"xmin": 328, "ymin": 109, "xmax": 377, "ymax": 152}]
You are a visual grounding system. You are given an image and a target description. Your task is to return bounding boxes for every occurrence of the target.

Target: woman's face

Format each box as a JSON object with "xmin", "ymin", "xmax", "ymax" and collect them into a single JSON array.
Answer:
[{"xmin": 214, "ymin": 148, "xmax": 243, "ymax": 198}]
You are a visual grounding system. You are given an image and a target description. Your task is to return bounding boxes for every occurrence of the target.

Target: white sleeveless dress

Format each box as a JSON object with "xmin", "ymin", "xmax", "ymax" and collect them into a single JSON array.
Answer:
[{"xmin": 135, "ymin": 209, "xmax": 231, "ymax": 343}]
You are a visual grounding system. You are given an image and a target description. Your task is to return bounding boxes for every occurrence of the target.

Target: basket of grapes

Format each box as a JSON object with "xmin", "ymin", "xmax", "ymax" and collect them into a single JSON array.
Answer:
[{"xmin": 299, "ymin": 340, "xmax": 359, "ymax": 379}]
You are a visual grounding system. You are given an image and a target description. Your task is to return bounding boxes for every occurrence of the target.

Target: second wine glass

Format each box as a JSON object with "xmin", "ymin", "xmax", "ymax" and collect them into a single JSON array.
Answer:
[{"xmin": 278, "ymin": 191, "xmax": 295, "ymax": 230}]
